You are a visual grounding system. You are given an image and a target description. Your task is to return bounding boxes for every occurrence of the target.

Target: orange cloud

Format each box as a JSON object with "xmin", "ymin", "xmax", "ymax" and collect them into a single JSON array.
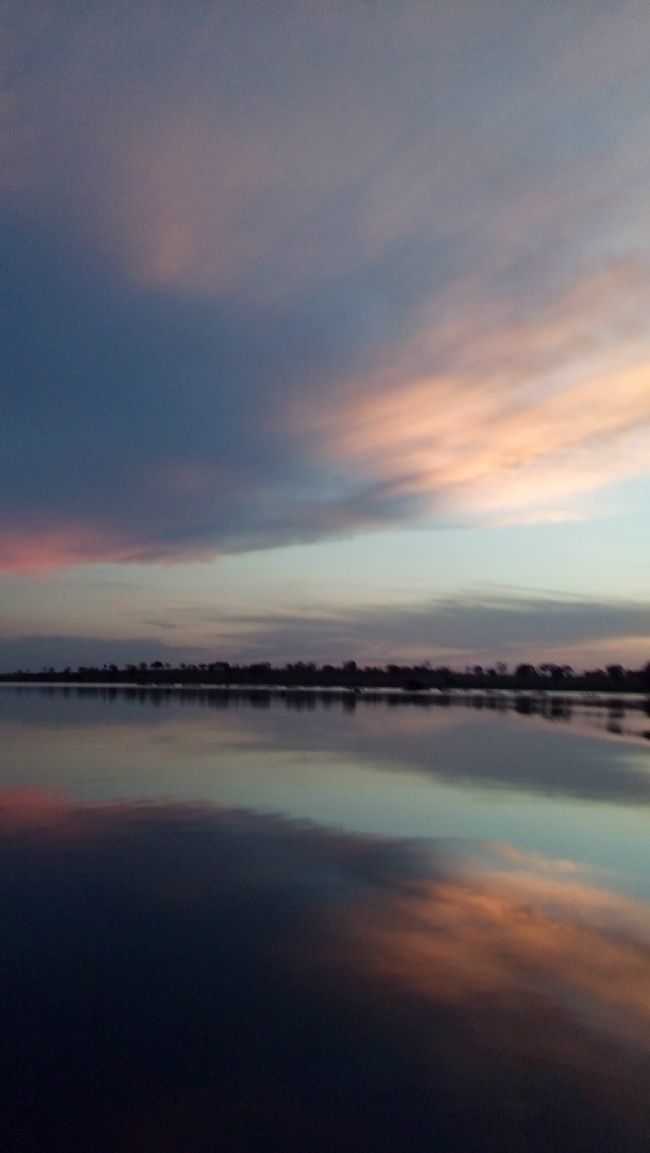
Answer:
[{"xmin": 307, "ymin": 264, "xmax": 650, "ymax": 524}]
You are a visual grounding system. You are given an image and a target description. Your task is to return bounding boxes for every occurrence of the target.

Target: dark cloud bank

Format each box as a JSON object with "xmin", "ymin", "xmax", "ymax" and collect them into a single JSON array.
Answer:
[{"xmin": 1, "ymin": 204, "xmax": 430, "ymax": 568}]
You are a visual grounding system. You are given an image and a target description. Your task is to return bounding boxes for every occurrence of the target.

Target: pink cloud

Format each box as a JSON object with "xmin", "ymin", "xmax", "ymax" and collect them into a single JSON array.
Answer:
[
  {"xmin": 0, "ymin": 523, "xmax": 216, "ymax": 574},
  {"xmin": 0, "ymin": 525, "xmax": 131, "ymax": 573}
]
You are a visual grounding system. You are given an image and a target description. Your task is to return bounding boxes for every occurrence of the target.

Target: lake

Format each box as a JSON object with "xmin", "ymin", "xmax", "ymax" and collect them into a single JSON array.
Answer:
[{"xmin": 2, "ymin": 685, "xmax": 650, "ymax": 1151}]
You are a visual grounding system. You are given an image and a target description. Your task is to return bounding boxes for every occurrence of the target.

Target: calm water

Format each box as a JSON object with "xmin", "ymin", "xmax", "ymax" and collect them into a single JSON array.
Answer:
[{"xmin": 2, "ymin": 686, "xmax": 650, "ymax": 1151}]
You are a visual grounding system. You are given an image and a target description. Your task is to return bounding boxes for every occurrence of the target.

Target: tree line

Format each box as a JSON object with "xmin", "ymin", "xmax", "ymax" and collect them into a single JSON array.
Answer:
[{"xmin": 1, "ymin": 658, "xmax": 649, "ymax": 693}]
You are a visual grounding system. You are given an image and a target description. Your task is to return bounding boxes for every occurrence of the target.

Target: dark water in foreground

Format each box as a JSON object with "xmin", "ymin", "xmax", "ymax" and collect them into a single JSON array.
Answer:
[{"xmin": 1, "ymin": 687, "xmax": 650, "ymax": 1151}]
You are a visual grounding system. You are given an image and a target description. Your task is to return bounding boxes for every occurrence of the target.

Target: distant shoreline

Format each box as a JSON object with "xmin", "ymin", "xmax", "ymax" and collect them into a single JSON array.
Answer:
[{"xmin": 1, "ymin": 658, "xmax": 649, "ymax": 696}]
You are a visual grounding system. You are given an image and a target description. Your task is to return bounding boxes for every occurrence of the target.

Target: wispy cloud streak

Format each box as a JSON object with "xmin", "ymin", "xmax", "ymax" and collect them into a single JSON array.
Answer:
[
  {"xmin": 308, "ymin": 264, "xmax": 650, "ymax": 524},
  {"xmin": 3, "ymin": 591, "xmax": 645, "ymax": 670}
]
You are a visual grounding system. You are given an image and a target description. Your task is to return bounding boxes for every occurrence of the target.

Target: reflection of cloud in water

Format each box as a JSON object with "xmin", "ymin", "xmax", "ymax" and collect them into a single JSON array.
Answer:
[
  {"xmin": 250, "ymin": 703, "xmax": 650, "ymax": 806},
  {"xmin": 2, "ymin": 796, "xmax": 649, "ymax": 1151},
  {"xmin": 1, "ymin": 687, "xmax": 650, "ymax": 807},
  {"xmin": 362, "ymin": 847, "xmax": 650, "ymax": 1051}
]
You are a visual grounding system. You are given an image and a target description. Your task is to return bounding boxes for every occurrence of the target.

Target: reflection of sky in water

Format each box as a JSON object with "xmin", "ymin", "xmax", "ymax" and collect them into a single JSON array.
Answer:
[
  {"xmin": 1, "ymin": 687, "xmax": 649, "ymax": 894},
  {"xmin": 2, "ymin": 689, "xmax": 650, "ymax": 1149},
  {"xmin": 1, "ymin": 795, "xmax": 650, "ymax": 1152}
]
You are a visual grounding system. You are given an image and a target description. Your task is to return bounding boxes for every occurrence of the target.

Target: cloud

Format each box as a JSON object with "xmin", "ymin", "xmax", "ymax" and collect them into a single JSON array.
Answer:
[
  {"xmin": 306, "ymin": 263, "xmax": 650, "ymax": 525},
  {"xmin": 2, "ymin": 591, "xmax": 648, "ymax": 671},
  {"xmin": 1, "ymin": 209, "xmax": 433, "ymax": 570},
  {"xmin": 0, "ymin": 633, "xmax": 192, "ymax": 672},
  {"xmin": 2, "ymin": 2, "xmax": 650, "ymax": 569},
  {"xmin": 176, "ymin": 590, "xmax": 650, "ymax": 665}
]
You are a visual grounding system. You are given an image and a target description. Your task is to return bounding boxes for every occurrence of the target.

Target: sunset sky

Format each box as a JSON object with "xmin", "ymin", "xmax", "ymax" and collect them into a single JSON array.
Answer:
[{"xmin": 2, "ymin": 0, "xmax": 649, "ymax": 670}]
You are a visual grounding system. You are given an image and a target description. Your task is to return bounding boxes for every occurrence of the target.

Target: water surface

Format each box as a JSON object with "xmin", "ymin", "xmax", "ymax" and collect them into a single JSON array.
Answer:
[{"xmin": 1, "ymin": 687, "xmax": 649, "ymax": 1151}]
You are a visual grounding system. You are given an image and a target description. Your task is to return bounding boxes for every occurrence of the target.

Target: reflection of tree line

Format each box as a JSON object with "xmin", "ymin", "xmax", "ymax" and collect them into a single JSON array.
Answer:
[
  {"xmin": 7, "ymin": 682, "xmax": 650, "ymax": 736},
  {"xmin": 2, "ymin": 658, "xmax": 649, "ymax": 695}
]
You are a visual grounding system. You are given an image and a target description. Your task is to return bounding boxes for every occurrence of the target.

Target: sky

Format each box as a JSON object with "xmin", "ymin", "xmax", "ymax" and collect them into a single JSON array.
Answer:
[{"xmin": 2, "ymin": 0, "xmax": 650, "ymax": 671}]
